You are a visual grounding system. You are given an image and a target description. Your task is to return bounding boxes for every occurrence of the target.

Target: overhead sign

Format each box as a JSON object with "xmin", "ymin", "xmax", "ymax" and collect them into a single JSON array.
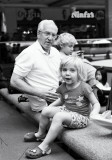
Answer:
[
  {"xmin": 71, "ymin": 9, "xmax": 105, "ymax": 20},
  {"xmin": 71, "ymin": 11, "xmax": 94, "ymax": 18},
  {"xmin": 17, "ymin": 8, "xmax": 41, "ymax": 21}
]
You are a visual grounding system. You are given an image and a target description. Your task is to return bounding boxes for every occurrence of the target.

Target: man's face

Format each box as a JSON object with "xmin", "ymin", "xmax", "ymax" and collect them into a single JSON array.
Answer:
[{"xmin": 37, "ymin": 24, "xmax": 57, "ymax": 52}]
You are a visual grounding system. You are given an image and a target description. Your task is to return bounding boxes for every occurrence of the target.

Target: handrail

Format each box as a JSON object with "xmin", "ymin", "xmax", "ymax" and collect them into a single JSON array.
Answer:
[{"xmin": 0, "ymin": 38, "xmax": 112, "ymax": 44}]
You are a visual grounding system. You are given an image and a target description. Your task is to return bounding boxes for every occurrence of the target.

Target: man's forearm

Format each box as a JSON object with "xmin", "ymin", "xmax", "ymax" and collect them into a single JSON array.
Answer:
[{"xmin": 10, "ymin": 75, "xmax": 43, "ymax": 98}]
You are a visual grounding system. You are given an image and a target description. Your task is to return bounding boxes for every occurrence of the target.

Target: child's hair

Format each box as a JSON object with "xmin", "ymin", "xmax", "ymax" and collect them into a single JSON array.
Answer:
[
  {"xmin": 55, "ymin": 32, "xmax": 78, "ymax": 50},
  {"xmin": 60, "ymin": 56, "xmax": 87, "ymax": 81},
  {"xmin": 95, "ymin": 67, "xmax": 107, "ymax": 85}
]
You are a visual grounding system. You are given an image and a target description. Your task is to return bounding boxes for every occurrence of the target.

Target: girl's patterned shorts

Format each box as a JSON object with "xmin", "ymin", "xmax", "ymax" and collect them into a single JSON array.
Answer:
[{"xmin": 59, "ymin": 106, "xmax": 89, "ymax": 129}]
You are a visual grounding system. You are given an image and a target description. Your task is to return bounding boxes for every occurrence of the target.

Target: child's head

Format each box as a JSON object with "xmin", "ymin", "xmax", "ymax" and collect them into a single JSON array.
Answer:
[
  {"xmin": 56, "ymin": 33, "xmax": 78, "ymax": 55},
  {"xmin": 60, "ymin": 56, "xmax": 87, "ymax": 83},
  {"xmin": 95, "ymin": 67, "xmax": 107, "ymax": 85}
]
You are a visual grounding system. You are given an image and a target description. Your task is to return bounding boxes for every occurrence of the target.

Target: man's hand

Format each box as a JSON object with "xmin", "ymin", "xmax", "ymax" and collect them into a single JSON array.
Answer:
[
  {"xmin": 42, "ymin": 91, "xmax": 60, "ymax": 102},
  {"xmin": 38, "ymin": 87, "xmax": 60, "ymax": 103}
]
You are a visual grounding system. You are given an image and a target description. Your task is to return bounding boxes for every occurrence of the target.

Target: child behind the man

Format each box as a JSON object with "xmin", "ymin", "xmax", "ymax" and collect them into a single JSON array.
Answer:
[{"xmin": 55, "ymin": 32, "xmax": 78, "ymax": 58}]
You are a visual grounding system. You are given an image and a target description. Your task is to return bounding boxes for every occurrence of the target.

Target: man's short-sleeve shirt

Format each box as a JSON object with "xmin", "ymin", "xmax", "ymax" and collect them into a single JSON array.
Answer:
[{"xmin": 13, "ymin": 40, "xmax": 61, "ymax": 111}]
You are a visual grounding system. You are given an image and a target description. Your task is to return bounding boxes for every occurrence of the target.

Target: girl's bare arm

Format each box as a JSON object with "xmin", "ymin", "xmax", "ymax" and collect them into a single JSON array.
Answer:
[
  {"xmin": 88, "ymin": 92, "xmax": 101, "ymax": 118},
  {"xmin": 48, "ymin": 98, "xmax": 63, "ymax": 107}
]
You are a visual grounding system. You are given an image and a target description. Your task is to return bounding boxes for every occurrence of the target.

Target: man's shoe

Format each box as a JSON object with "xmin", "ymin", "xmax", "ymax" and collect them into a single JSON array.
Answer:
[
  {"xmin": 25, "ymin": 146, "xmax": 51, "ymax": 159},
  {"xmin": 24, "ymin": 132, "xmax": 45, "ymax": 142}
]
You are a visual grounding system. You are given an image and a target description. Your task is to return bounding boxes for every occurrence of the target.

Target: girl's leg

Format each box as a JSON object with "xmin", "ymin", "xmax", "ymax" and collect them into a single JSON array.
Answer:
[
  {"xmin": 35, "ymin": 106, "xmax": 62, "ymax": 138},
  {"xmin": 38, "ymin": 112, "xmax": 72, "ymax": 151},
  {"xmin": 25, "ymin": 111, "xmax": 89, "ymax": 159}
]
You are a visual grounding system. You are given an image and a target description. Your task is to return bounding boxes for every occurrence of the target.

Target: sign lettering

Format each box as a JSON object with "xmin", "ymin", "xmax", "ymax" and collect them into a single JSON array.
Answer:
[{"xmin": 71, "ymin": 11, "xmax": 94, "ymax": 18}]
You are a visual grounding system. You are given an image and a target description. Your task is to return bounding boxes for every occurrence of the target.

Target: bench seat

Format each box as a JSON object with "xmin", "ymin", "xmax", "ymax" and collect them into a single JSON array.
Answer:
[{"xmin": 0, "ymin": 88, "xmax": 112, "ymax": 160}]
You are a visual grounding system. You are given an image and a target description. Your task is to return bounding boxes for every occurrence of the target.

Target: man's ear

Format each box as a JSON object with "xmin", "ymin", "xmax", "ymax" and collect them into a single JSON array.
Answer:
[
  {"xmin": 37, "ymin": 31, "xmax": 40, "ymax": 37},
  {"xmin": 60, "ymin": 43, "xmax": 64, "ymax": 48}
]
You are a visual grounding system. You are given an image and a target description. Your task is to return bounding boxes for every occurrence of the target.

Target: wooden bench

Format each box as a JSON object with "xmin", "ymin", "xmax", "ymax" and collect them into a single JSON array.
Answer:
[{"xmin": 1, "ymin": 88, "xmax": 112, "ymax": 160}]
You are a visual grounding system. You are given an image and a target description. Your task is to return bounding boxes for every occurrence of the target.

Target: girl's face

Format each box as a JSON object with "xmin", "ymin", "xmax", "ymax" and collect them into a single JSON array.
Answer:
[
  {"xmin": 61, "ymin": 63, "xmax": 79, "ymax": 85},
  {"xmin": 96, "ymin": 71, "xmax": 102, "ymax": 81},
  {"xmin": 61, "ymin": 43, "xmax": 74, "ymax": 56}
]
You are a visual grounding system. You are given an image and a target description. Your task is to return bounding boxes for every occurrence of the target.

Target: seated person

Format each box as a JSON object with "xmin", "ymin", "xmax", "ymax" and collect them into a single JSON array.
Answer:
[
  {"xmin": 55, "ymin": 32, "xmax": 97, "ymax": 90},
  {"xmin": 25, "ymin": 56, "xmax": 100, "ymax": 159},
  {"xmin": 95, "ymin": 67, "xmax": 111, "ymax": 106},
  {"xmin": 10, "ymin": 20, "xmax": 61, "ymax": 140},
  {"xmin": 55, "ymin": 32, "xmax": 77, "ymax": 58}
]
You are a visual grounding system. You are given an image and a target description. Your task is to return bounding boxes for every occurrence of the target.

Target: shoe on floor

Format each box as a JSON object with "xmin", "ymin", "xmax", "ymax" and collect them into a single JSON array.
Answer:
[
  {"xmin": 24, "ymin": 132, "xmax": 45, "ymax": 142},
  {"xmin": 25, "ymin": 146, "xmax": 51, "ymax": 159}
]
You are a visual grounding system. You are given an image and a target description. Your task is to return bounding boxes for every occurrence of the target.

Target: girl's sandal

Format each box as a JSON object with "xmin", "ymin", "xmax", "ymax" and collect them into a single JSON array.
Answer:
[
  {"xmin": 24, "ymin": 132, "xmax": 45, "ymax": 142},
  {"xmin": 25, "ymin": 146, "xmax": 51, "ymax": 159}
]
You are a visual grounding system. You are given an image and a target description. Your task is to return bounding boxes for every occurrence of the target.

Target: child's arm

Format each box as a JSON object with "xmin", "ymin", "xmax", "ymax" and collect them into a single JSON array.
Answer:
[
  {"xmin": 88, "ymin": 92, "xmax": 101, "ymax": 118},
  {"xmin": 106, "ymin": 82, "xmax": 110, "ymax": 87},
  {"xmin": 96, "ymin": 82, "xmax": 111, "ymax": 91},
  {"xmin": 48, "ymin": 97, "xmax": 63, "ymax": 107}
]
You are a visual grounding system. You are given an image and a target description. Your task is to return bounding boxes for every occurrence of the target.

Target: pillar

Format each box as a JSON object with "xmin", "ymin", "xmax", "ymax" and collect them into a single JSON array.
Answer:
[{"xmin": 106, "ymin": 0, "xmax": 112, "ymax": 37}]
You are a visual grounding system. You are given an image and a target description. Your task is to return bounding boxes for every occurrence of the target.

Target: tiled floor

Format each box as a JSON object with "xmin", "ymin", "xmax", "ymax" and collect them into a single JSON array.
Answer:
[{"xmin": 0, "ymin": 100, "xmax": 84, "ymax": 160}]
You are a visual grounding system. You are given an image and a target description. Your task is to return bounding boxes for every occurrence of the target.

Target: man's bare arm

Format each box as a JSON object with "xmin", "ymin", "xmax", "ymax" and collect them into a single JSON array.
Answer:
[{"xmin": 10, "ymin": 72, "xmax": 59, "ymax": 101}]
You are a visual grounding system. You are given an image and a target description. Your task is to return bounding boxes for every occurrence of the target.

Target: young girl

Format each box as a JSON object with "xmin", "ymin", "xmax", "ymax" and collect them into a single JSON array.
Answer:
[
  {"xmin": 95, "ymin": 67, "xmax": 110, "ymax": 90},
  {"xmin": 95, "ymin": 67, "xmax": 111, "ymax": 106},
  {"xmin": 25, "ymin": 56, "xmax": 100, "ymax": 159}
]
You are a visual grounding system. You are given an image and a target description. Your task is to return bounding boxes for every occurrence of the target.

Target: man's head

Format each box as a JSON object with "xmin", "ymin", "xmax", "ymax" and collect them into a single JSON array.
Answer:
[
  {"xmin": 37, "ymin": 20, "xmax": 58, "ymax": 53},
  {"xmin": 56, "ymin": 32, "xmax": 78, "ymax": 55}
]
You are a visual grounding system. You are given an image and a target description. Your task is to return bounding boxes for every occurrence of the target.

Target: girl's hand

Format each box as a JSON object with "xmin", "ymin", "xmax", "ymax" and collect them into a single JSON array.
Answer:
[{"xmin": 89, "ymin": 112, "xmax": 100, "ymax": 120}]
